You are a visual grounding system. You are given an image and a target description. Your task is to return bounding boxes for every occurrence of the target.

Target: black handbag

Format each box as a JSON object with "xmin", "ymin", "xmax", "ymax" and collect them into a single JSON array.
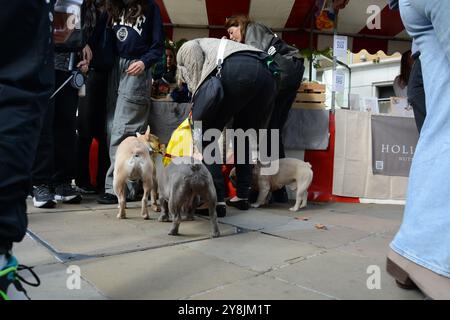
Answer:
[
  {"xmin": 191, "ymin": 39, "xmax": 228, "ymax": 121},
  {"xmin": 191, "ymin": 75, "xmax": 224, "ymax": 121}
]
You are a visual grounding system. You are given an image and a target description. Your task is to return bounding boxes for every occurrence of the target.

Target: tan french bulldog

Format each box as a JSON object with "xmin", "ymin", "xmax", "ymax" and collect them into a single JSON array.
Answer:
[{"xmin": 113, "ymin": 126, "xmax": 162, "ymax": 220}]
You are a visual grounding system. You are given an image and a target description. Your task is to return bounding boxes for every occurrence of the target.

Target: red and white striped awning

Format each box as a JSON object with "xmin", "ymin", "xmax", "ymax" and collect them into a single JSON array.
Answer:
[{"xmin": 155, "ymin": 0, "xmax": 410, "ymax": 55}]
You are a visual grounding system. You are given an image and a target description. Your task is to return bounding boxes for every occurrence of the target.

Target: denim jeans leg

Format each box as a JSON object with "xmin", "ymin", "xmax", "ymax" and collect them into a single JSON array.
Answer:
[{"xmin": 391, "ymin": 0, "xmax": 450, "ymax": 278}]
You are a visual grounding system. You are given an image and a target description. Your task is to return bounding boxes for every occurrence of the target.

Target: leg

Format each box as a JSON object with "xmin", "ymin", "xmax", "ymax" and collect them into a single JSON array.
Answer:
[
  {"xmin": 389, "ymin": 0, "xmax": 450, "ymax": 285},
  {"xmin": 114, "ymin": 179, "xmax": 127, "ymax": 219},
  {"xmin": 103, "ymin": 59, "xmax": 151, "ymax": 197},
  {"xmin": 251, "ymin": 179, "xmax": 271, "ymax": 208},
  {"xmin": 150, "ymin": 177, "xmax": 160, "ymax": 212},
  {"xmin": 407, "ymin": 57, "xmax": 426, "ymax": 134},
  {"xmin": 141, "ymin": 178, "xmax": 150, "ymax": 220},
  {"xmin": 168, "ymin": 199, "xmax": 181, "ymax": 236},
  {"xmin": 0, "ymin": 0, "xmax": 53, "ymax": 300},
  {"xmin": 158, "ymin": 199, "xmax": 170, "ymax": 222},
  {"xmin": 53, "ymin": 70, "xmax": 82, "ymax": 203},
  {"xmin": 204, "ymin": 187, "xmax": 220, "ymax": 238},
  {"xmin": 290, "ymin": 188, "xmax": 304, "ymax": 212}
]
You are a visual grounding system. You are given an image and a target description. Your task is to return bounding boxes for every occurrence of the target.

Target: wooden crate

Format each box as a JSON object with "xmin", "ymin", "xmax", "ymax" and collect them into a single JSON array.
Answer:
[{"xmin": 294, "ymin": 82, "xmax": 327, "ymax": 109}]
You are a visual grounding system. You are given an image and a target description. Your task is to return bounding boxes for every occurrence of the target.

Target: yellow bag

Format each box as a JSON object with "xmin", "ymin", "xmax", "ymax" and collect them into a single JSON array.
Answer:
[{"xmin": 163, "ymin": 117, "xmax": 194, "ymax": 166}]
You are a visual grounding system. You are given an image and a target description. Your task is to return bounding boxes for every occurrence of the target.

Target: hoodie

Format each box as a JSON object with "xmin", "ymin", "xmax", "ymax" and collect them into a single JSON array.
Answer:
[{"xmin": 112, "ymin": 0, "xmax": 164, "ymax": 69}]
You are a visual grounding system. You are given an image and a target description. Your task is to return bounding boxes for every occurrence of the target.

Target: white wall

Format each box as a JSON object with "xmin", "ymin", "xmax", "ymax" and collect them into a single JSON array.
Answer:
[{"xmin": 319, "ymin": 58, "xmax": 401, "ymax": 108}]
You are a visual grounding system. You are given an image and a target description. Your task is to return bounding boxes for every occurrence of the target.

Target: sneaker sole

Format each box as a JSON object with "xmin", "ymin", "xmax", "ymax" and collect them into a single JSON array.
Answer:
[
  {"xmin": 33, "ymin": 198, "xmax": 57, "ymax": 209},
  {"xmin": 55, "ymin": 194, "xmax": 82, "ymax": 204}
]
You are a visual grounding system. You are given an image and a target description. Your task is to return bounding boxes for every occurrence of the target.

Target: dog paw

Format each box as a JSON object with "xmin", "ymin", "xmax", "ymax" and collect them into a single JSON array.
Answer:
[
  {"xmin": 251, "ymin": 203, "xmax": 260, "ymax": 208},
  {"xmin": 289, "ymin": 207, "xmax": 299, "ymax": 212},
  {"xmin": 142, "ymin": 214, "xmax": 150, "ymax": 220},
  {"xmin": 168, "ymin": 230, "xmax": 179, "ymax": 236},
  {"xmin": 151, "ymin": 205, "xmax": 161, "ymax": 212},
  {"xmin": 117, "ymin": 214, "xmax": 126, "ymax": 219}
]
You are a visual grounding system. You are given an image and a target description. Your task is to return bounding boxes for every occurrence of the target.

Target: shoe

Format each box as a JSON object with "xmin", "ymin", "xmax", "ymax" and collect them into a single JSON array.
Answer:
[
  {"xmin": 195, "ymin": 204, "xmax": 227, "ymax": 218},
  {"xmin": 75, "ymin": 185, "xmax": 97, "ymax": 195},
  {"xmin": 386, "ymin": 249, "xmax": 450, "ymax": 300},
  {"xmin": 54, "ymin": 183, "xmax": 82, "ymax": 204},
  {"xmin": 97, "ymin": 193, "xmax": 118, "ymax": 204},
  {"xmin": 272, "ymin": 187, "xmax": 289, "ymax": 203},
  {"xmin": 226, "ymin": 198, "xmax": 249, "ymax": 211},
  {"xmin": 0, "ymin": 254, "xmax": 40, "ymax": 300},
  {"xmin": 32, "ymin": 185, "xmax": 56, "ymax": 209}
]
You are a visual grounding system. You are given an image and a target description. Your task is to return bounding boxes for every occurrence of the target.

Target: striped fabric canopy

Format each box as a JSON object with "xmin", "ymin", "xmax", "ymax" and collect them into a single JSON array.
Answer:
[{"xmin": 155, "ymin": 0, "xmax": 411, "ymax": 54}]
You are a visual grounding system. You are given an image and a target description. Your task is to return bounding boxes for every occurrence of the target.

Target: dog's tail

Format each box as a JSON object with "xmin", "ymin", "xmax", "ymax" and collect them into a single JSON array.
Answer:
[{"xmin": 127, "ymin": 151, "xmax": 145, "ymax": 167}]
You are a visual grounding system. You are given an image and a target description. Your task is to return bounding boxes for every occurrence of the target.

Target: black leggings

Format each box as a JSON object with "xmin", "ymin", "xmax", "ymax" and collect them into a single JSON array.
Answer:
[
  {"xmin": 199, "ymin": 53, "xmax": 277, "ymax": 201},
  {"xmin": 408, "ymin": 57, "xmax": 426, "ymax": 134},
  {"xmin": 268, "ymin": 57, "xmax": 304, "ymax": 159},
  {"xmin": 32, "ymin": 70, "xmax": 79, "ymax": 186},
  {"xmin": 75, "ymin": 70, "xmax": 109, "ymax": 192}
]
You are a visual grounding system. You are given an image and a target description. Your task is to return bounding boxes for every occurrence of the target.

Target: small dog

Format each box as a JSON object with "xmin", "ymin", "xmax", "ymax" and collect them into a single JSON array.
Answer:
[
  {"xmin": 113, "ymin": 126, "xmax": 161, "ymax": 220},
  {"xmin": 230, "ymin": 158, "xmax": 313, "ymax": 212},
  {"xmin": 157, "ymin": 157, "xmax": 220, "ymax": 237}
]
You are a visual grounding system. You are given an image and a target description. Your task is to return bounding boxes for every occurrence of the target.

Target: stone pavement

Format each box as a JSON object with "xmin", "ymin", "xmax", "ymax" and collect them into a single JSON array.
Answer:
[{"xmin": 15, "ymin": 196, "xmax": 425, "ymax": 300}]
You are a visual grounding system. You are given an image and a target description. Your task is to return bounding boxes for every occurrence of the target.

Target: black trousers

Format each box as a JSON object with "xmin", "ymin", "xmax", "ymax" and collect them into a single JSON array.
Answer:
[
  {"xmin": 198, "ymin": 53, "xmax": 277, "ymax": 201},
  {"xmin": 32, "ymin": 70, "xmax": 79, "ymax": 186},
  {"xmin": 75, "ymin": 70, "xmax": 109, "ymax": 193},
  {"xmin": 268, "ymin": 57, "xmax": 305, "ymax": 159},
  {"xmin": 0, "ymin": 0, "xmax": 54, "ymax": 251},
  {"xmin": 408, "ymin": 56, "xmax": 426, "ymax": 134}
]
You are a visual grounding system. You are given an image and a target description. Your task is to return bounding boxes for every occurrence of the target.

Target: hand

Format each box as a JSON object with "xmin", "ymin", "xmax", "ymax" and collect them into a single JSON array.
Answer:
[
  {"xmin": 82, "ymin": 44, "xmax": 93, "ymax": 63},
  {"xmin": 77, "ymin": 59, "xmax": 89, "ymax": 74},
  {"xmin": 127, "ymin": 60, "xmax": 145, "ymax": 76}
]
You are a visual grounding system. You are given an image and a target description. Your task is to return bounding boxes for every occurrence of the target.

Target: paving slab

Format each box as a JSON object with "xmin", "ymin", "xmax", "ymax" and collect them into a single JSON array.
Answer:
[
  {"xmin": 76, "ymin": 245, "xmax": 257, "ymax": 300},
  {"xmin": 184, "ymin": 232, "xmax": 322, "ymax": 272},
  {"xmin": 267, "ymin": 250, "xmax": 425, "ymax": 300},
  {"xmin": 190, "ymin": 274, "xmax": 331, "ymax": 300},
  {"xmin": 27, "ymin": 209, "xmax": 236, "ymax": 259},
  {"xmin": 219, "ymin": 209, "xmax": 294, "ymax": 231},
  {"xmin": 336, "ymin": 234, "xmax": 394, "ymax": 262},
  {"xmin": 22, "ymin": 263, "xmax": 106, "ymax": 300},
  {"xmin": 262, "ymin": 224, "xmax": 370, "ymax": 249},
  {"xmin": 12, "ymin": 234, "xmax": 59, "ymax": 267},
  {"xmin": 297, "ymin": 212, "xmax": 401, "ymax": 234}
]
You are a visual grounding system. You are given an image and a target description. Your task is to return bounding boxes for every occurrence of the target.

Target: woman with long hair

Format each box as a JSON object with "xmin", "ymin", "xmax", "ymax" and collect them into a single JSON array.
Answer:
[
  {"xmin": 98, "ymin": 0, "xmax": 164, "ymax": 204},
  {"xmin": 393, "ymin": 50, "xmax": 413, "ymax": 97}
]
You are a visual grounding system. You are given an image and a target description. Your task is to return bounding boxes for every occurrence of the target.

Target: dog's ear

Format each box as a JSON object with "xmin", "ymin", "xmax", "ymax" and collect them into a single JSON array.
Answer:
[
  {"xmin": 136, "ymin": 132, "xmax": 142, "ymax": 137},
  {"xmin": 144, "ymin": 125, "xmax": 151, "ymax": 140}
]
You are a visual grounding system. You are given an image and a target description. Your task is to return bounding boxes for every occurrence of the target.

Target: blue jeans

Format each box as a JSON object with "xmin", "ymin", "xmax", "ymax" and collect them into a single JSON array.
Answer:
[{"xmin": 391, "ymin": 0, "xmax": 450, "ymax": 278}]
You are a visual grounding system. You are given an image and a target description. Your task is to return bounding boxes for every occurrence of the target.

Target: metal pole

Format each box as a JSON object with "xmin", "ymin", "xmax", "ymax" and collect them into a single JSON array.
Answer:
[
  {"xmin": 331, "ymin": 12, "xmax": 339, "ymax": 113},
  {"xmin": 309, "ymin": 13, "xmax": 314, "ymax": 82}
]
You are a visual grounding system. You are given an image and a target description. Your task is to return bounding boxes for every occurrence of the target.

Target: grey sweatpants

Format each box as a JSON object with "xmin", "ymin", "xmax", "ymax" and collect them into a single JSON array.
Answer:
[{"xmin": 104, "ymin": 58, "xmax": 152, "ymax": 195}]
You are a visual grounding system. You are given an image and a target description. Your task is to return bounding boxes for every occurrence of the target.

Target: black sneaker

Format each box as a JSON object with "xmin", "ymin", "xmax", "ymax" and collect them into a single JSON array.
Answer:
[
  {"xmin": 226, "ymin": 198, "xmax": 250, "ymax": 211},
  {"xmin": 32, "ymin": 185, "xmax": 56, "ymax": 209},
  {"xmin": 195, "ymin": 204, "xmax": 226, "ymax": 218},
  {"xmin": 54, "ymin": 183, "xmax": 82, "ymax": 204},
  {"xmin": 97, "ymin": 193, "xmax": 118, "ymax": 204}
]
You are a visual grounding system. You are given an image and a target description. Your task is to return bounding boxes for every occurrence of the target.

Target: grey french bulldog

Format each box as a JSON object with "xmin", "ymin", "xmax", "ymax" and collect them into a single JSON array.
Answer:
[{"xmin": 157, "ymin": 157, "xmax": 220, "ymax": 238}]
